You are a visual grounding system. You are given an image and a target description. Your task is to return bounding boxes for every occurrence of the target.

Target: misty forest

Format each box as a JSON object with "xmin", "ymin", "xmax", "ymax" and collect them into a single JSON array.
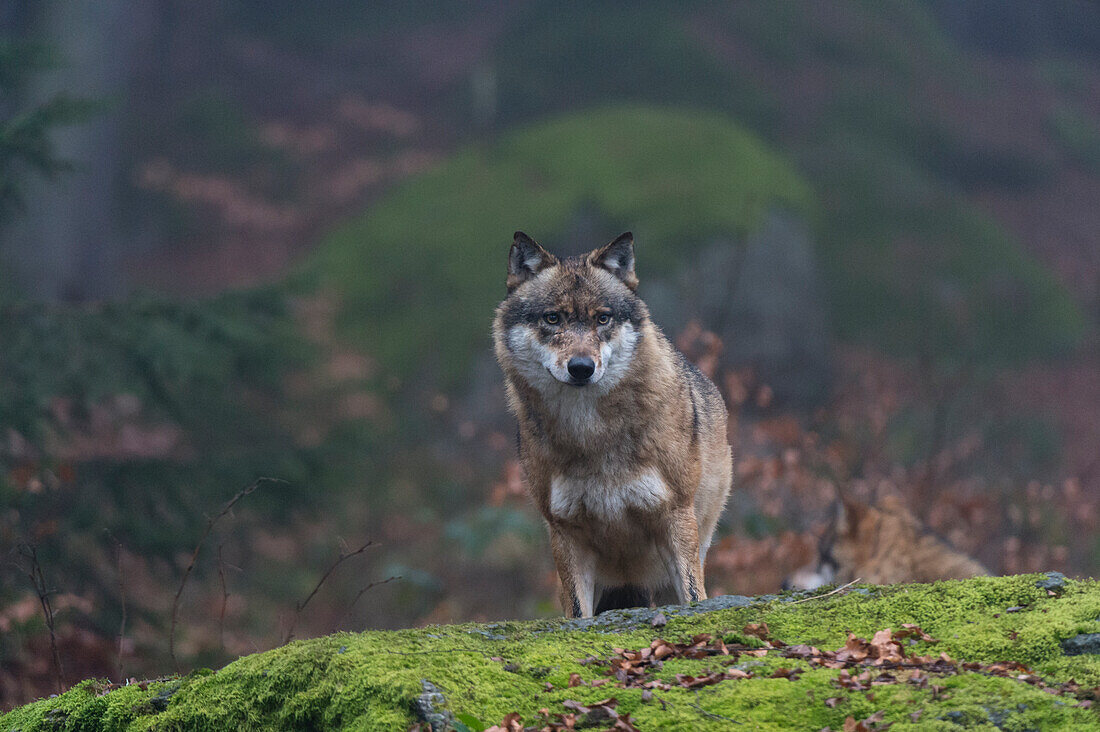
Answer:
[{"xmin": 2, "ymin": 2, "xmax": 1100, "ymax": 730}]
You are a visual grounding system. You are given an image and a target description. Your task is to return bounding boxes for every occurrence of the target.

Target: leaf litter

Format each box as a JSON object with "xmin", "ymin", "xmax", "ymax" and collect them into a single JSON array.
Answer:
[{"xmin": 473, "ymin": 621, "xmax": 1099, "ymax": 731}]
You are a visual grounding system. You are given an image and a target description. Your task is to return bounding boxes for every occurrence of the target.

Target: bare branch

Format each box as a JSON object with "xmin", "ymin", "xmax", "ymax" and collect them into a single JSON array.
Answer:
[
  {"xmin": 18, "ymin": 544, "xmax": 64, "ymax": 693},
  {"xmin": 691, "ymin": 691, "xmax": 743, "ymax": 724},
  {"xmin": 104, "ymin": 530, "xmax": 127, "ymax": 682},
  {"xmin": 784, "ymin": 578, "xmax": 862, "ymax": 606},
  {"xmin": 170, "ymin": 477, "xmax": 283, "ymax": 672},
  {"xmin": 283, "ymin": 540, "xmax": 377, "ymax": 644},
  {"xmin": 338, "ymin": 575, "xmax": 400, "ymax": 629},
  {"xmin": 383, "ymin": 647, "xmax": 498, "ymax": 660},
  {"xmin": 217, "ymin": 544, "xmax": 229, "ymax": 654}
]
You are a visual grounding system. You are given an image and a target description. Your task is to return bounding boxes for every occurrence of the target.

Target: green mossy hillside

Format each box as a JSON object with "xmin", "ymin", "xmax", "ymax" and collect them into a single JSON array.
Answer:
[
  {"xmin": 301, "ymin": 102, "xmax": 1086, "ymax": 393},
  {"xmin": 5, "ymin": 574, "xmax": 1100, "ymax": 731},
  {"xmin": 300, "ymin": 105, "xmax": 814, "ymax": 387}
]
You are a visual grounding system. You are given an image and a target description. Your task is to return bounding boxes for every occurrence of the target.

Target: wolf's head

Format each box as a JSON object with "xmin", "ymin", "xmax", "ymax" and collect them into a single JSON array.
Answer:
[
  {"xmin": 782, "ymin": 494, "xmax": 921, "ymax": 590},
  {"xmin": 494, "ymin": 231, "xmax": 645, "ymax": 394},
  {"xmin": 782, "ymin": 500, "xmax": 846, "ymax": 591}
]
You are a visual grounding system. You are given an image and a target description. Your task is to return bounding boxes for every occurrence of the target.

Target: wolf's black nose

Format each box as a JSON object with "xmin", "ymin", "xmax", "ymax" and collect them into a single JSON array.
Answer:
[{"xmin": 567, "ymin": 356, "xmax": 596, "ymax": 381}]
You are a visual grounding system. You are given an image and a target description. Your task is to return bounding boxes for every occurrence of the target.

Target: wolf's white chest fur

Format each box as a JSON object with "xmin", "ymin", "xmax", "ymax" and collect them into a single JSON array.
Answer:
[
  {"xmin": 549, "ymin": 468, "xmax": 671, "ymax": 523},
  {"xmin": 546, "ymin": 386, "xmax": 602, "ymax": 438}
]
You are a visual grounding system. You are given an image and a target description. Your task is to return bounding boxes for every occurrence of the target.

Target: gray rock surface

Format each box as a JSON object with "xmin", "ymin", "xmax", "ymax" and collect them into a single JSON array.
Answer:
[
  {"xmin": 412, "ymin": 680, "xmax": 455, "ymax": 732},
  {"xmin": 1036, "ymin": 572, "xmax": 1068, "ymax": 593},
  {"xmin": 1061, "ymin": 633, "xmax": 1100, "ymax": 656},
  {"xmin": 559, "ymin": 591, "xmax": 816, "ymax": 633}
]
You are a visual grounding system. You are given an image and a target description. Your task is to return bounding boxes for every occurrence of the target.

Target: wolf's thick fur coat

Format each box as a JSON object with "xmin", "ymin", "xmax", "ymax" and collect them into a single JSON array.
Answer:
[
  {"xmin": 784, "ymin": 494, "xmax": 989, "ymax": 590},
  {"xmin": 493, "ymin": 232, "xmax": 733, "ymax": 618}
]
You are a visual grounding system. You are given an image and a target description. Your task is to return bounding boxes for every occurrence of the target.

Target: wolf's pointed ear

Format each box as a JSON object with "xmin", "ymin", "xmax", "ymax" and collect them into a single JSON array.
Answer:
[
  {"xmin": 837, "ymin": 494, "xmax": 864, "ymax": 536},
  {"xmin": 507, "ymin": 231, "xmax": 557, "ymax": 291},
  {"xmin": 589, "ymin": 232, "xmax": 637, "ymax": 290},
  {"xmin": 830, "ymin": 499, "xmax": 848, "ymax": 536}
]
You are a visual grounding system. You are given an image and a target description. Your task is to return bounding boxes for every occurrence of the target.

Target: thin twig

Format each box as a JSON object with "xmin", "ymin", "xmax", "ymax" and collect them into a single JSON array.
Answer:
[
  {"xmin": 105, "ymin": 531, "xmax": 127, "ymax": 682},
  {"xmin": 169, "ymin": 477, "xmax": 282, "ymax": 672},
  {"xmin": 691, "ymin": 691, "xmax": 743, "ymax": 723},
  {"xmin": 217, "ymin": 544, "xmax": 228, "ymax": 653},
  {"xmin": 18, "ymin": 545, "xmax": 64, "ymax": 693},
  {"xmin": 384, "ymin": 648, "xmax": 499, "ymax": 660},
  {"xmin": 784, "ymin": 578, "xmax": 862, "ymax": 606},
  {"xmin": 283, "ymin": 540, "xmax": 377, "ymax": 644},
  {"xmin": 338, "ymin": 575, "xmax": 400, "ymax": 628}
]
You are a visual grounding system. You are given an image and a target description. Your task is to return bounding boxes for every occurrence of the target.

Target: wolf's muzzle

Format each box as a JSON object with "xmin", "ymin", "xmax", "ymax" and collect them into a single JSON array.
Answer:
[{"xmin": 567, "ymin": 356, "xmax": 596, "ymax": 383}]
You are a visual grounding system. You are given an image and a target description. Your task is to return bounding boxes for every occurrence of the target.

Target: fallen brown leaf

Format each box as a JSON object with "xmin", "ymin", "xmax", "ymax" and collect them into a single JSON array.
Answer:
[{"xmin": 743, "ymin": 622, "xmax": 770, "ymax": 640}]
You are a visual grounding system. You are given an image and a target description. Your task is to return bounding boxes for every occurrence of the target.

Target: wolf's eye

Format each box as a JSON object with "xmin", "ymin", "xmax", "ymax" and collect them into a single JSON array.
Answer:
[
  {"xmin": 543, "ymin": 313, "xmax": 560, "ymax": 325},
  {"xmin": 597, "ymin": 313, "xmax": 611, "ymax": 325}
]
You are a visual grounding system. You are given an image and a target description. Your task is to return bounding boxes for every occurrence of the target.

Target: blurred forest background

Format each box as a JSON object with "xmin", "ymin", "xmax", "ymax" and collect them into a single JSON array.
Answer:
[{"xmin": 2, "ymin": 0, "xmax": 1099, "ymax": 709}]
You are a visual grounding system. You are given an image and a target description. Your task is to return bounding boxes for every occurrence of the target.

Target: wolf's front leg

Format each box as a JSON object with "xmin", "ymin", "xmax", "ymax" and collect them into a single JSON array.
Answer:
[
  {"xmin": 668, "ymin": 507, "xmax": 707, "ymax": 604},
  {"xmin": 549, "ymin": 526, "xmax": 596, "ymax": 617}
]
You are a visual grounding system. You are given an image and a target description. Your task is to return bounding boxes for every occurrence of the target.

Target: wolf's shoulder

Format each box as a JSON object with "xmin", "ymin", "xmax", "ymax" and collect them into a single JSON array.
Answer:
[
  {"xmin": 669, "ymin": 349, "xmax": 727, "ymax": 432},
  {"xmin": 673, "ymin": 350, "xmax": 720, "ymax": 398}
]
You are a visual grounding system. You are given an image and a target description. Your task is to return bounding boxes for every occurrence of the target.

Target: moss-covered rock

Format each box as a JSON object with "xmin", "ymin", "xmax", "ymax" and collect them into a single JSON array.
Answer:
[{"xmin": 4, "ymin": 574, "xmax": 1100, "ymax": 731}]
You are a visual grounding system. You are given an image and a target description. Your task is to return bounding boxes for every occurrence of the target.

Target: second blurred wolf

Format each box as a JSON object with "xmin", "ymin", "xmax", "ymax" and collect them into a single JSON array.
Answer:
[{"xmin": 784, "ymin": 494, "xmax": 989, "ymax": 590}]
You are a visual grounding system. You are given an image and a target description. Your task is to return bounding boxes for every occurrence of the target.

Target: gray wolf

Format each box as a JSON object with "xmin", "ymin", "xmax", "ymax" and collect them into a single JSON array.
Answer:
[
  {"xmin": 783, "ymin": 494, "xmax": 989, "ymax": 590},
  {"xmin": 492, "ymin": 231, "xmax": 733, "ymax": 617}
]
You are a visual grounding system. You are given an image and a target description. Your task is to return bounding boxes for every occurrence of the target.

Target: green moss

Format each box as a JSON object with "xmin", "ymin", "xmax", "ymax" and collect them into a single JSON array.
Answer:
[
  {"xmin": 300, "ymin": 105, "xmax": 813, "ymax": 387},
  {"xmin": 5, "ymin": 575, "xmax": 1100, "ymax": 730}
]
